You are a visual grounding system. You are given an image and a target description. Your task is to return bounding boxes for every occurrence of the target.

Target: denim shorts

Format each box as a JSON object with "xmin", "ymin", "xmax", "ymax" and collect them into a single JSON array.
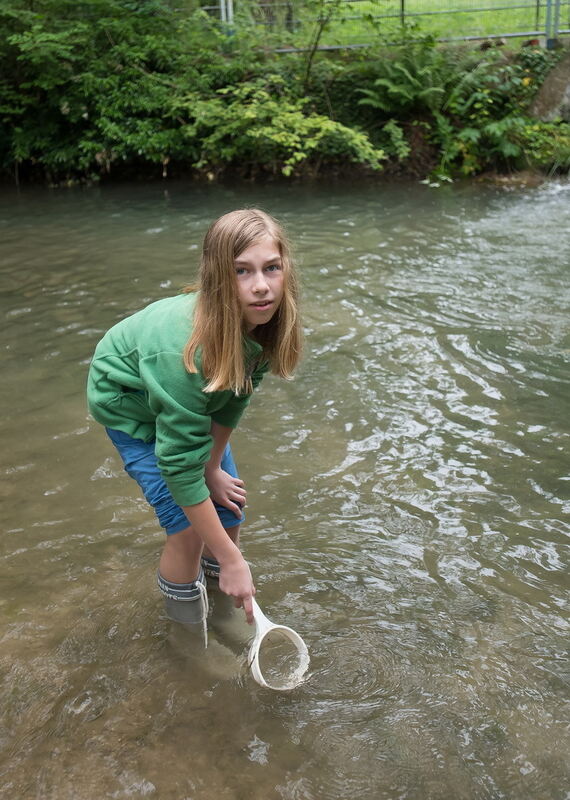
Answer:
[{"xmin": 105, "ymin": 428, "xmax": 245, "ymax": 535}]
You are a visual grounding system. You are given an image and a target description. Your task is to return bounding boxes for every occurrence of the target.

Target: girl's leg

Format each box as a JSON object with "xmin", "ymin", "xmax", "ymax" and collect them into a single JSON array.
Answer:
[
  {"xmin": 160, "ymin": 521, "xmax": 241, "ymax": 583},
  {"xmin": 159, "ymin": 526, "xmax": 204, "ymax": 584},
  {"xmin": 160, "ymin": 524, "xmax": 241, "ymax": 630},
  {"xmin": 104, "ymin": 429, "xmax": 207, "ymax": 620},
  {"xmin": 157, "ymin": 528, "xmax": 209, "ymax": 630}
]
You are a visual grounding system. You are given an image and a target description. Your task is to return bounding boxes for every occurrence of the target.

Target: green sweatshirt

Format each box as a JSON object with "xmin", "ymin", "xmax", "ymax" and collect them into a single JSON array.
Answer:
[{"xmin": 87, "ymin": 293, "xmax": 268, "ymax": 507}]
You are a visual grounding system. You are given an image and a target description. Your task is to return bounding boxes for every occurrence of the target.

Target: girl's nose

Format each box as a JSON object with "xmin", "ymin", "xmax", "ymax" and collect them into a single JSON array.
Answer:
[{"xmin": 253, "ymin": 271, "xmax": 269, "ymax": 292}]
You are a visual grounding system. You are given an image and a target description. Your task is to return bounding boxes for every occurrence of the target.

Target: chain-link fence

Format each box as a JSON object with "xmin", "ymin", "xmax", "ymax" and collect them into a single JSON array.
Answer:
[{"xmin": 210, "ymin": 0, "xmax": 570, "ymax": 50}]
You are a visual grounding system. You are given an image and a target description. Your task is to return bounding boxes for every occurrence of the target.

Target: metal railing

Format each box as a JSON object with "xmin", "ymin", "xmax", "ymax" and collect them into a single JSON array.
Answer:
[{"xmin": 209, "ymin": 0, "xmax": 569, "ymax": 49}]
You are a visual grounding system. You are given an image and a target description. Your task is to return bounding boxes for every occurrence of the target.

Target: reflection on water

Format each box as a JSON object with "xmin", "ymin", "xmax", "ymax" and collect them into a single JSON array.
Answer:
[{"xmin": 0, "ymin": 179, "xmax": 569, "ymax": 799}]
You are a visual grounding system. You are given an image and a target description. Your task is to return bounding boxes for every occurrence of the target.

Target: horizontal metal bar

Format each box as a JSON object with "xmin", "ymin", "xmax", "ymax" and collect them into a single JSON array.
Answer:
[
  {"xmin": 438, "ymin": 28, "xmax": 547, "ymax": 38},
  {"xmin": 318, "ymin": 0, "xmax": 537, "ymax": 5},
  {"xmin": 378, "ymin": 4, "xmax": 544, "ymax": 18},
  {"xmin": 254, "ymin": 3, "xmax": 559, "ymax": 27},
  {"xmin": 273, "ymin": 28, "xmax": 553, "ymax": 53},
  {"xmin": 254, "ymin": 0, "xmax": 569, "ymax": 11},
  {"xmin": 327, "ymin": 8, "xmax": 544, "ymax": 24}
]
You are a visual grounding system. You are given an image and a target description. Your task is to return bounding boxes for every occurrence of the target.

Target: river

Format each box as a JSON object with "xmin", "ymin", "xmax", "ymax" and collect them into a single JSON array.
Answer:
[{"xmin": 0, "ymin": 178, "xmax": 568, "ymax": 799}]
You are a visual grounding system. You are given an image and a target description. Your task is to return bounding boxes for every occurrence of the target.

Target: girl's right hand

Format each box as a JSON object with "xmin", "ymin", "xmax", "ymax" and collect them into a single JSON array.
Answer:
[
  {"xmin": 218, "ymin": 554, "xmax": 256, "ymax": 624},
  {"xmin": 204, "ymin": 466, "xmax": 246, "ymax": 519}
]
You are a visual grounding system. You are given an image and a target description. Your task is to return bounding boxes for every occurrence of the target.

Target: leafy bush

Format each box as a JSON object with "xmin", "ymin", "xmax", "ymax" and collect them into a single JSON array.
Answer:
[
  {"xmin": 357, "ymin": 38, "xmax": 451, "ymax": 117},
  {"xmin": 514, "ymin": 120, "xmax": 570, "ymax": 172},
  {"xmin": 0, "ymin": 1, "xmax": 385, "ymax": 181},
  {"xmin": 430, "ymin": 47, "xmax": 565, "ymax": 176},
  {"xmin": 179, "ymin": 77, "xmax": 385, "ymax": 177}
]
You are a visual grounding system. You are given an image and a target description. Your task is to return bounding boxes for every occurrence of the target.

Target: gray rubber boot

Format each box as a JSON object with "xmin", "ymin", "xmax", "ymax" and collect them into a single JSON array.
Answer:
[{"xmin": 157, "ymin": 569, "xmax": 209, "ymax": 640}]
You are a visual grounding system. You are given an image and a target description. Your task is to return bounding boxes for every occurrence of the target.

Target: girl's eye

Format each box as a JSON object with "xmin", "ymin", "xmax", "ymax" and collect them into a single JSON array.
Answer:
[
  {"xmin": 265, "ymin": 264, "xmax": 281, "ymax": 272},
  {"xmin": 235, "ymin": 267, "xmax": 248, "ymax": 276}
]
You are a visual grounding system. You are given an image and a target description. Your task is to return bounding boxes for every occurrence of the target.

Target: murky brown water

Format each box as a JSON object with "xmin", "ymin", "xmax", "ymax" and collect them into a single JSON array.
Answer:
[{"xmin": 1, "ymin": 178, "xmax": 569, "ymax": 799}]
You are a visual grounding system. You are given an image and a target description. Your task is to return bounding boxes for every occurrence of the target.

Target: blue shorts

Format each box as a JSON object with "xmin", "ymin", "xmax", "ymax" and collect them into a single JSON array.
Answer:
[{"xmin": 105, "ymin": 428, "xmax": 245, "ymax": 535}]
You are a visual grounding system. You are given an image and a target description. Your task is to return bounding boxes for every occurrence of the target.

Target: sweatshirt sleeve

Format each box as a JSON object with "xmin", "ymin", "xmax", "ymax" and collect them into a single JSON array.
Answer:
[
  {"xmin": 139, "ymin": 351, "xmax": 212, "ymax": 507},
  {"xmin": 210, "ymin": 358, "xmax": 270, "ymax": 428}
]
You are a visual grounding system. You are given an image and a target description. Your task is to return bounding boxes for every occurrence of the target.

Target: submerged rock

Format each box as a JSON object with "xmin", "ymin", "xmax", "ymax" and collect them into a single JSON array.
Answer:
[{"xmin": 475, "ymin": 170, "xmax": 546, "ymax": 188}]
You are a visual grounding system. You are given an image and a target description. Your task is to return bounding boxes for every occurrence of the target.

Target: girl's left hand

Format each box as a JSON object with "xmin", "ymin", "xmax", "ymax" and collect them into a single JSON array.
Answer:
[{"xmin": 205, "ymin": 466, "xmax": 246, "ymax": 519}]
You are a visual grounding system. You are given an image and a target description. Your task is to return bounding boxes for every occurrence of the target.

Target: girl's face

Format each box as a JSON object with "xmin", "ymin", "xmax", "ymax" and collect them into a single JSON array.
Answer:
[{"xmin": 234, "ymin": 236, "xmax": 284, "ymax": 332}]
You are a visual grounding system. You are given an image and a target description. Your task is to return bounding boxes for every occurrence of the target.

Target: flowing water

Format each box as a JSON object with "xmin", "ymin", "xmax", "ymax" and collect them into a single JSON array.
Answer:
[{"xmin": 0, "ymin": 178, "xmax": 569, "ymax": 800}]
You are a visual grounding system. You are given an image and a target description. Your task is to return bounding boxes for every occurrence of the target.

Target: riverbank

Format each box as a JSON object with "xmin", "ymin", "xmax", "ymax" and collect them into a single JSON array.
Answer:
[{"xmin": 1, "ymin": 2, "xmax": 569, "ymax": 186}]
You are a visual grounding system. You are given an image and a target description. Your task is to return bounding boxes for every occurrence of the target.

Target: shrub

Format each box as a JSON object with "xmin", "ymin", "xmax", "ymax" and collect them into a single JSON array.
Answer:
[
  {"xmin": 515, "ymin": 120, "xmax": 570, "ymax": 172},
  {"xmin": 179, "ymin": 77, "xmax": 385, "ymax": 177}
]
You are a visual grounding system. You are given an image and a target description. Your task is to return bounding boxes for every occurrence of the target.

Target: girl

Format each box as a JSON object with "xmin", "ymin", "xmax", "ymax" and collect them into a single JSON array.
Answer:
[{"xmin": 87, "ymin": 209, "xmax": 301, "ymax": 627}]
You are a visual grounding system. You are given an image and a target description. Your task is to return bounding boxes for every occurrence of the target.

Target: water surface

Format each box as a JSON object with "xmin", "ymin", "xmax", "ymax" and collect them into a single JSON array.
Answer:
[{"xmin": 0, "ymin": 178, "xmax": 569, "ymax": 799}]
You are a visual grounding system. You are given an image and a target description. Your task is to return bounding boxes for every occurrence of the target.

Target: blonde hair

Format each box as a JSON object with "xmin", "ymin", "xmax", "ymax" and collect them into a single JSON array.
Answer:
[{"xmin": 184, "ymin": 208, "xmax": 302, "ymax": 394}]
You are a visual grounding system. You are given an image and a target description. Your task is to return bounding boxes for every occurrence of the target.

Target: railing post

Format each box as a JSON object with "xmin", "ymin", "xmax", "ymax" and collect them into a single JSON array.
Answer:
[
  {"xmin": 545, "ymin": 0, "xmax": 561, "ymax": 49},
  {"xmin": 552, "ymin": 0, "xmax": 561, "ymax": 42}
]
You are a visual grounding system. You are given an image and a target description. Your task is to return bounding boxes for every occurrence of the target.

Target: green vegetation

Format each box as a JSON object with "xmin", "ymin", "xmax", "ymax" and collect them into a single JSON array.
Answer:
[
  {"xmin": 302, "ymin": 0, "xmax": 555, "ymax": 49},
  {"xmin": 0, "ymin": 0, "xmax": 568, "ymax": 185}
]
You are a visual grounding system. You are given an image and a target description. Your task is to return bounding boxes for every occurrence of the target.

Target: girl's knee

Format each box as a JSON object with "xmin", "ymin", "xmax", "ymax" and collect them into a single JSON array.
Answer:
[{"xmin": 164, "ymin": 526, "xmax": 199, "ymax": 548}]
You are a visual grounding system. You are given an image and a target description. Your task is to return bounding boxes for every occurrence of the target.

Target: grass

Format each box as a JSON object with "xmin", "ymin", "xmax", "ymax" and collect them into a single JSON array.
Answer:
[{"xmin": 249, "ymin": 0, "xmax": 570, "ymax": 50}]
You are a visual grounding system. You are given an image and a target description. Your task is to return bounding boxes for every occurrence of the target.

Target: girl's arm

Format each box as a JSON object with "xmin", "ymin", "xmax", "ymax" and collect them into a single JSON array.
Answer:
[
  {"xmin": 208, "ymin": 420, "xmax": 233, "ymax": 464},
  {"xmin": 181, "ymin": 498, "xmax": 255, "ymax": 622},
  {"xmin": 204, "ymin": 421, "xmax": 246, "ymax": 518}
]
